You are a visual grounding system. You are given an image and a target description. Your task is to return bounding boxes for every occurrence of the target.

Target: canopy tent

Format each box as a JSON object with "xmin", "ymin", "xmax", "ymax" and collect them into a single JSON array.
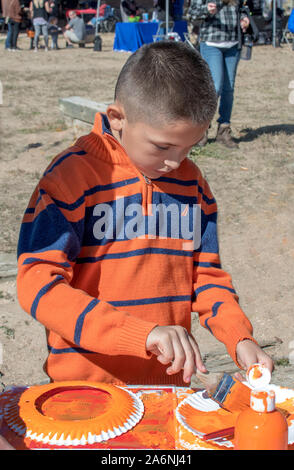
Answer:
[
  {"xmin": 65, "ymin": 0, "xmax": 283, "ymax": 47},
  {"xmin": 272, "ymin": 0, "xmax": 277, "ymax": 46}
]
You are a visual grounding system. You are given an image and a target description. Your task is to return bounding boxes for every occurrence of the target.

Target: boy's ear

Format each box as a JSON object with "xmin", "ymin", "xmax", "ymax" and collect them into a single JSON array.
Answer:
[{"xmin": 106, "ymin": 103, "xmax": 125, "ymax": 132}]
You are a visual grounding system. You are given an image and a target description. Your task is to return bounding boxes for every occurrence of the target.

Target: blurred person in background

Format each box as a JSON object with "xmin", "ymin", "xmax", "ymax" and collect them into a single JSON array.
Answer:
[
  {"xmin": 120, "ymin": 0, "xmax": 140, "ymax": 21},
  {"xmin": 47, "ymin": 0, "xmax": 61, "ymax": 49},
  {"xmin": 48, "ymin": 14, "xmax": 61, "ymax": 49},
  {"xmin": 2, "ymin": 0, "xmax": 22, "ymax": 51},
  {"xmin": 29, "ymin": 0, "xmax": 54, "ymax": 51},
  {"xmin": 189, "ymin": 0, "xmax": 250, "ymax": 148},
  {"xmin": 50, "ymin": 0, "xmax": 59, "ymax": 17},
  {"xmin": 63, "ymin": 10, "xmax": 86, "ymax": 47}
]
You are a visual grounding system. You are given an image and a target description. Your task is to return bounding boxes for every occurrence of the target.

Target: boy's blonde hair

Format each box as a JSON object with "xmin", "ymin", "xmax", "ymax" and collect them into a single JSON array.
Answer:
[{"xmin": 115, "ymin": 41, "xmax": 217, "ymax": 125}]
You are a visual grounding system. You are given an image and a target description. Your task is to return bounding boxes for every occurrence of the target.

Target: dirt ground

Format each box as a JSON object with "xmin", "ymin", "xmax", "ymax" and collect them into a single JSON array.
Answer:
[{"xmin": 0, "ymin": 32, "xmax": 293, "ymax": 389}]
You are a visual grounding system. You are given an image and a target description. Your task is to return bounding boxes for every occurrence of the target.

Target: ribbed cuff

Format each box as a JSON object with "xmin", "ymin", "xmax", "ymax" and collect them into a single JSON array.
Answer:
[
  {"xmin": 116, "ymin": 315, "xmax": 158, "ymax": 359},
  {"xmin": 226, "ymin": 330, "xmax": 258, "ymax": 369}
]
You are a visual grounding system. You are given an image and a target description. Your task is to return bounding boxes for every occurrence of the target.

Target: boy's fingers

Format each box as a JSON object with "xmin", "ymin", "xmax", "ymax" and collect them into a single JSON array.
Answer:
[
  {"xmin": 167, "ymin": 330, "xmax": 199, "ymax": 382},
  {"xmin": 234, "ymin": 371, "xmax": 246, "ymax": 382},
  {"xmin": 156, "ymin": 351, "xmax": 174, "ymax": 365},
  {"xmin": 236, "ymin": 339, "xmax": 275, "ymax": 374},
  {"xmin": 146, "ymin": 326, "xmax": 174, "ymax": 362},
  {"xmin": 258, "ymin": 353, "xmax": 275, "ymax": 373},
  {"xmin": 147, "ymin": 326, "xmax": 205, "ymax": 383},
  {"xmin": 154, "ymin": 342, "xmax": 175, "ymax": 365},
  {"xmin": 188, "ymin": 335, "xmax": 207, "ymax": 373},
  {"xmin": 166, "ymin": 332, "xmax": 186, "ymax": 374},
  {"xmin": 181, "ymin": 335, "xmax": 206, "ymax": 383}
]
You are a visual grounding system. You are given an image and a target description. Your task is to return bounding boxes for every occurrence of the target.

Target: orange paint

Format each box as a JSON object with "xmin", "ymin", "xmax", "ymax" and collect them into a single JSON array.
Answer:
[
  {"xmin": 246, "ymin": 363, "xmax": 271, "ymax": 388},
  {"xmin": 5, "ymin": 382, "xmax": 144, "ymax": 446},
  {"xmin": 129, "ymin": 390, "xmax": 176, "ymax": 449},
  {"xmin": 234, "ymin": 389, "xmax": 288, "ymax": 450},
  {"xmin": 37, "ymin": 388, "xmax": 112, "ymax": 420},
  {"xmin": 252, "ymin": 368, "xmax": 262, "ymax": 380},
  {"xmin": 217, "ymin": 380, "xmax": 251, "ymax": 413},
  {"xmin": 180, "ymin": 403, "xmax": 239, "ymax": 434},
  {"xmin": 278, "ymin": 397, "xmax": 294, "ymax": 414},
  {"xmin": 1, "ymin": 385, "xmax": 293, "ymax": 450}
]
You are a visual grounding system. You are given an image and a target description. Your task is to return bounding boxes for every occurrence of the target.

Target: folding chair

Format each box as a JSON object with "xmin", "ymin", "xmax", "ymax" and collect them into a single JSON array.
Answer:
[
  {"xmin": 183, "ymin": 19, "xmax": 201, "ymax": 50},
  {"xmin": 152, "ymin": 21, "xmax": 175, "ymax": 42},
  {"xmin": 183, "ymin": 32, "xmax": 198, "ymax": 49},
  {"xmin": 281, "ymin": 20, "xmax": 294, "ymax": 48}
]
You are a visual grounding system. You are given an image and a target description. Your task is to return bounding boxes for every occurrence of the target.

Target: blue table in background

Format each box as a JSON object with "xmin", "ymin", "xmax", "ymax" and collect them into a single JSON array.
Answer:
[{"xmin": 113, "ymin": 21, "xmax": 188, "ymax": 52}]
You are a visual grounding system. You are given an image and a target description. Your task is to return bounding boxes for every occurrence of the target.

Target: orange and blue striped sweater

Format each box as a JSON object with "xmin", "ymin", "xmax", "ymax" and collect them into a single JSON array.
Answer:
[{"xmin": 17, "ymin": 113, "xmax": 255, "ymax": 386}]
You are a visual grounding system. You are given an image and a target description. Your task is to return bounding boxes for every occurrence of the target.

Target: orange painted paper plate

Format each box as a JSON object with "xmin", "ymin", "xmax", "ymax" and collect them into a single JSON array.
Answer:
[
  {"xmin": 4, "ymin": 381, "xmax": 144, "ymax": 446},
  {"xmin": 176, "ymin": 385, "xmax": 294, "ymax": 449}
]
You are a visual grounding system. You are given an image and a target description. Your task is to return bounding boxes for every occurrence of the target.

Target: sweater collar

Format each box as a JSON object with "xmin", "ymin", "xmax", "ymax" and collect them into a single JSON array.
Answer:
[{"xmin": 76, "ymin": 112, "xmax": 133, "ymax": 166}]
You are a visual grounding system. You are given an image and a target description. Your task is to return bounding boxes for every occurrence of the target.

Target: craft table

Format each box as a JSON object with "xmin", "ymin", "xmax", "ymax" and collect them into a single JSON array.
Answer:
[
  {"xmin": 113, "ymin": 21, "xmax": 188, "ymax": 53},
  {"xmin": 0, "ymin": 384, "xmax": 294, "ymax": 450}
]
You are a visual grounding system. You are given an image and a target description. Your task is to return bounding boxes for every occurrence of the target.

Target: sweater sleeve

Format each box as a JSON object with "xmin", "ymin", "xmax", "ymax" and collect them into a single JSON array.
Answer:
[
  {"xmin": 191, "ymin": 172, "xmax": 257, "ymax": 367},
  {"xmin": 10, "ymin": 0, "xmax": 22, "ymax": 22},
  {"xmin": 189, "ymin": 0, "xmax": 210, "ymax": 20},
  {"xmin": 17, "ymin": 176, "xmax": 157, "ymax": 359},
  {"xmin": 189, "ymin": 0, "xmax": 223, "ymax": 20}
]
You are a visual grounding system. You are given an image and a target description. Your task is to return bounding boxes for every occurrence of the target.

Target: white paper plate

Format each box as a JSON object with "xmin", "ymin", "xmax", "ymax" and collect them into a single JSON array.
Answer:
[
  {"xmin": 176, "ymin": 384, "xmax": 294, "ymax": 449},
  {"xmin": 4, "ymin": 386, "xmax": 144, "ymax": 446}
]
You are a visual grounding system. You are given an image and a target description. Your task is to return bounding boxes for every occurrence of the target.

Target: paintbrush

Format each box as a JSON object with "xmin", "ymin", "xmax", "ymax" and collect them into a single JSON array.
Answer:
[
  {"xmin": 195, "ymin": 370, "xmax": 251, "ymax": 413},
  {"xmin": 202, "ymin": 426, "xmax": 235, "ymax": 441}
]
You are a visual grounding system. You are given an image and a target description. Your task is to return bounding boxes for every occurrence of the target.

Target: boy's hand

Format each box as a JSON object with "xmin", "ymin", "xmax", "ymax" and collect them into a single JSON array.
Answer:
[
  {"xmin": 146, "ymin": 325, "xmax": 207, "ymax": 383},
  {"xmin": 236, "ymin": 339, "xmax": 274, "ymax": 372}
]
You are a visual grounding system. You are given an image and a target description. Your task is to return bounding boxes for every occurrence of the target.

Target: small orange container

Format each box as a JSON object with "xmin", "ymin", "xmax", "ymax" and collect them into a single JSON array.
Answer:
[
  {"xmin": 234, "ymin": 389, "xmax": 288, "ymax": 450},
  {"xmin": 26, "ymin": 29, "xmax": 35, "ymax": 38}
]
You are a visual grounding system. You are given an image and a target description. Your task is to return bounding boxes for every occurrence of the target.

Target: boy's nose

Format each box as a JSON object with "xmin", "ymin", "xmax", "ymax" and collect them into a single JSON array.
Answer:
[{"xmin": 164, "ymin": 159, "xmax": 181, "ymax": 171}]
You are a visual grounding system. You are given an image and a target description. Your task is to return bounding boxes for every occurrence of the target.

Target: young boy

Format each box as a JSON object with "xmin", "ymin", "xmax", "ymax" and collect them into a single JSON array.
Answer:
[
  {"xmin": 17, "ymin": 41, "xmax": 273, "ymax": 386},
  {"xmin": 48, "ymin": 16, "xmax": 60, "ymax": 50}
]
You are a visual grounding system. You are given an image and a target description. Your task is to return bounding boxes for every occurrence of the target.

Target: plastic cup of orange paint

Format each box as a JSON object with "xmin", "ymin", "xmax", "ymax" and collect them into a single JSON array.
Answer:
[{"xmin": 246, "ymin": 363, "xmax": 271, "ymax": 389}]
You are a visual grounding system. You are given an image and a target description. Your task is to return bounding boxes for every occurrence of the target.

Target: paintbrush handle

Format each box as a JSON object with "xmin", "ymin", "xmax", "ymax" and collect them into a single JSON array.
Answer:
[
  {"xmin": 202, "ymin": 426, "xmax": 235, "ymax": 441},
  {"xmin": 195, "ymin": 370, "xmax": 224, "ymax": 394},
  {"xmin": 195, "ymin": 370, "xmax": 208, "ymax": 379}
]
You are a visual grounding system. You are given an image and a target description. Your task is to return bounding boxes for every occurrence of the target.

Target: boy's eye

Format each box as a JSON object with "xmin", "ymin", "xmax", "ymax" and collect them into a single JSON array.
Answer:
[{"xmin": 155, "ymin": 144, "xmax": 169, "ymax": 151}]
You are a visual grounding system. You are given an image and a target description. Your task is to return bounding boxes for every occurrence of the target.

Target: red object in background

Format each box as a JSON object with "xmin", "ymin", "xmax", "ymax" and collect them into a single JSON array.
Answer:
[
  {"xmin": 65, "ymin": 8, "xmax": 96, "ymax": 17},
  {"xmin": 65, "ymin": 6, "xmax": 108, "ymax": 17}
]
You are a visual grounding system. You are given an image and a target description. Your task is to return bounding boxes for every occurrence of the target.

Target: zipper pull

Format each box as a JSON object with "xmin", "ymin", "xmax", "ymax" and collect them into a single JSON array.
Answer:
[
  {"xmin": 143, "ymin": 175, "xmax": 152, "ymax": 185},
  {"xmin": 142, "ymin": 174, "xmax": 152, "ymax": 216}
]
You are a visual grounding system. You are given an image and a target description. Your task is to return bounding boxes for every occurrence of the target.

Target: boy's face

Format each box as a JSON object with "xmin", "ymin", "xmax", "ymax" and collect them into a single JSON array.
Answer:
[{"xmin": 108, "ymin": 105, "xmax": 209, "ymax": 179}]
